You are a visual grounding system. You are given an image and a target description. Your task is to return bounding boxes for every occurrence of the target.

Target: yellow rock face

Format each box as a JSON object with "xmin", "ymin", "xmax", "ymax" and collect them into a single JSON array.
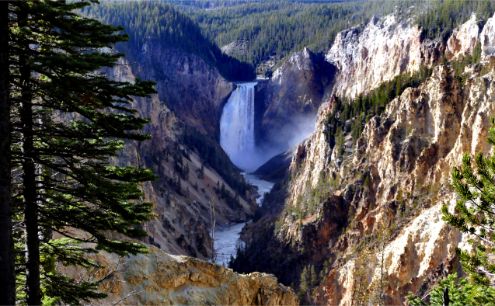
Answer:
[{"xmin": 74, "ymin": 247, "xmax": 298, "ymax": 306}]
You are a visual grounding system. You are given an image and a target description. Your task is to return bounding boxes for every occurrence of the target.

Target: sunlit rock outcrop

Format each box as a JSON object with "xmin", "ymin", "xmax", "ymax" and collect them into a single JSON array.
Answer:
[
  {"xmin": 445, "ymin": 14, "xmax": 480, "ymax": 60},
  {"xmin": 481, "ymin": 12, "xmax": 495, "ymax": 60},
  {"xmin": 238, "ymin": 12, "xmax": 495, "ymax": 305},
  {"xmin": 326, "ymin": 14, "xmax": 425, "ymax": 98},
  {"xmin": 291, "ymin": 63, "xmax": 495, "ymax": 304},
  {"xmin": 64, "ymin": 247, "xmax": 298, "ymax": 306}
]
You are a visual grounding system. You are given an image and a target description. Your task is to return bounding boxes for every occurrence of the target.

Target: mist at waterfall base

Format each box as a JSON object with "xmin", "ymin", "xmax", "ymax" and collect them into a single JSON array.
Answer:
[
  {"xmin": 220, "ymin": 82, "xmax": 316, "ymax": 173},
  {"xmin": 215, "ymin": 82, "xmax": 315, "ymax": 266}
]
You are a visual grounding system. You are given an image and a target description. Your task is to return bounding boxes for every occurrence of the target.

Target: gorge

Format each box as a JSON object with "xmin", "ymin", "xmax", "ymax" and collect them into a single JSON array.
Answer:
[
  {"xmin": 216, "ymin": 81, "xmax": 278, "ymax": 266},
  {"xmin": 40, "ymin": 1, "xmax": 495, "ymax": 305}
]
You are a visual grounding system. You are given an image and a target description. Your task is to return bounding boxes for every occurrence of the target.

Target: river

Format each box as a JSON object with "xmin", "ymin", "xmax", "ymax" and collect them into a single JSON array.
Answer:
[
  {"xmin": 213, "ymin": 174, "xmax": 274, "ymax": 266},
  {"xmin": 215, "ymin": 81, "xmax": 276, "ymax": 266}
]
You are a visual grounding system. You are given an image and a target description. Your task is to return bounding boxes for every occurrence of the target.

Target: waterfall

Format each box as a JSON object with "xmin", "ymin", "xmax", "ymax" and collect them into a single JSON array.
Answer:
[
  {"xmin": 216, "ymin": 82, "xmax": 277, "ymax": 265},
  {"xmin": 220, "ymin": 82, "xmax": 258, "ymax": 171}
]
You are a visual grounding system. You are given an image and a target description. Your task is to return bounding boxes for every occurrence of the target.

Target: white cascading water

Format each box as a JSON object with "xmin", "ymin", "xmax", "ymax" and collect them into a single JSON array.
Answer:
[
  {"xmin": 220, "ymin": 82, "xmax": 258, "ymax": 171},
  {"xmin": 215, "ymin": 81, "xmax": 278, "ymax": 266},
  {"xmin": 216, "ymin": 81, "xmax": 317, "ymax": 265}
]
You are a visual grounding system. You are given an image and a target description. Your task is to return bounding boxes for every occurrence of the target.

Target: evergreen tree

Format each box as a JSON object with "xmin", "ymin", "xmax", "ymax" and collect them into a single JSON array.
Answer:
[
  {"xmin": 87, "ymin": 1, "xmax": 255, "ymax": 81},
  {"xmin": 408, "ymin": 274, "xmax": 495, "ymax": 306},
  {"xmin": 15, "ymin": 3, "xmax": 41, "ymax": 303},
  {"xmin": 8, "ymin": 1, "xmax": 156, "ymax": 303},
  {"xmin": 442, "ymin": 120, "xmax": 495, "ymax": 285},
  {"xmin": 0, "ymin": 1, "xmax": 15, "ymax": 304}
]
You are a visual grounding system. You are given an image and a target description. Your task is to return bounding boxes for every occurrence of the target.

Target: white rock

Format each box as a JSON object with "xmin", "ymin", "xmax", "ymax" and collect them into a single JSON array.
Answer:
[{"xmin": 446, "ymin": 14, "xmax": 480, "ymax": 60}]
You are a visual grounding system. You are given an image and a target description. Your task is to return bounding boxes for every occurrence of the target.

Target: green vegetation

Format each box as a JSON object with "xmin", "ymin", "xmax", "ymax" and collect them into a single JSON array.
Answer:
[
  {"xmin": 215, "ymin": 182, "xmax": 242, "ymax": 209},
  {"xmin": 324, "ymin": 66, "xmax": 433, "ymax": 150},
  {"xmin": 88, "ymin": 0, "xmax": 495, "ymax": 76},
  {"xmin": 418, "ymin": 0, "xmax": 495, "ymax": 41},
  {"xmin": 298, "ymin": 264, "xmax": 318, "ymax": 300},
  {"xmin": 442, "ymin": 120, "xmax": 495, "ymax": 286},
  {"xmin": 408, "ymin": 274, "xmax": 495, "ymax": 305},
  {"xmin": 2, "ymin": 1, "xmax": 155, "ymax": 304},
  {"xmin": 86, "ymin": 1, "xmax": 255, "ymax": 81},
  {"xmin": 452, "ymin": 42, "xmax": 483, "ymax": 83},
  {"xmin": 178, "ymin": 0, "xmax": 495, "ymax": 69},
  {"xmin": 181, "ymin": 127, "xmax": 250, "ymax": 197},
  {"xmin": 183, "ymin": 0, "xmax": 403, "ymax": 67},
  {"xmin": 408, "ymin": 115, "xmax": 495, "ymax": 305},
  {"xmin": 303, "ymin": 172, "xmax": 338, "ymax": 215}
]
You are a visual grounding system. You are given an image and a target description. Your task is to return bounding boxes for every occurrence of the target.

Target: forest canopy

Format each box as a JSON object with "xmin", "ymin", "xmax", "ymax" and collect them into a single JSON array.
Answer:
[
  {"xmin": 86, "ymin": 1, "xmax": 255, "ymax": 81},
  {"xmin": 171, "ymin": 0, "xmax": 495, "ymax": 68},
  {"xmin": 89, "ymin": 0, "xmax": 495, "ymax": 74}
]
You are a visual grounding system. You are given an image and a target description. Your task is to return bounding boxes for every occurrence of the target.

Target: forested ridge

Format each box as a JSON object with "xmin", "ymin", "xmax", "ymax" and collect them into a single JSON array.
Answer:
[
  {"xmin": 184, "ymin": 0, "xmax": 398, "ymax": 67},
  {"xmin": 417, "ymin": 0, "xmax": 495, "ymax": 41},
  {"xmin": 89, "ymin": 0, "xmax": 495, "ymax": 74},
  {"xmin": 86, "ymin": 1, "xmax": 255, "ymax": 81},
  {"xmin": 172, "ymin": 0, "xmax": 495, "ymax": 68}
]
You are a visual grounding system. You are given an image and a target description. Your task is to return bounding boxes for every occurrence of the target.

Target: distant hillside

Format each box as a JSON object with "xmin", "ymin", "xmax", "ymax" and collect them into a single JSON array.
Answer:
[
  {"xmin": 85, "ymin": 1, "xmax": 255, "ymax": 81},
  {"xmin": 176, "ymin": 0, "xmax": 398, "ymax": 67},
  {"xmin": 417, "ymin": 0, "xmax": 495, "ymax": 41},
  {"xmin": 173, "ymin": 0, "xmax": 495, "ymax": 69}
]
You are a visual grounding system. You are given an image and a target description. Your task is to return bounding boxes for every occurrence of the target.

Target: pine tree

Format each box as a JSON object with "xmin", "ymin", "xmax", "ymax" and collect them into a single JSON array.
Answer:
[
  {"xmin": 8, "ymin": 1, "xmax": 156, "ymax": 303},
  {"xmin": 0, "ymin": 1, "xmax": 15, "ymax": 304},
  {"xmin": 442, "ymin": 120, "xmax": 495, "ymax": 285},
  {"xmin": 408, "ymin": 273, "xmax": 495, "ymax": 306},
  {"xmin": 15, "ymin": 3, "xmax": 42, "ymax": 304}
]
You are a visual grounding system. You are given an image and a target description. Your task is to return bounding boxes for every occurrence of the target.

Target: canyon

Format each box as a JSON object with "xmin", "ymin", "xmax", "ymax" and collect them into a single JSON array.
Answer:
[
  {"xmin": 83, "ymin": 3, "xmax": 495, "ymax": 305},
  {"xmin": 236, "ymin": 10, "xmax": 495, "ymax": 305}
]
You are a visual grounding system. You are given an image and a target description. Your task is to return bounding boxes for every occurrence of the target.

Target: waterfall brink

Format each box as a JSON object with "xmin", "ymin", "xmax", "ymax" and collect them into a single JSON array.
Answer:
[{"xmin": 220, "ymin": 82, "xmax": 258, "ymax": 171}]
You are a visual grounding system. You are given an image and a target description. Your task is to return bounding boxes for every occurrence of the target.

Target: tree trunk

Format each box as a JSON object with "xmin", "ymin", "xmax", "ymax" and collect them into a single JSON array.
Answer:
[
  {"xmin": 0, "ymin": 2, "xmax": 15, "ymax": 305},
  {"xmin": 18, "ymin": 7, "xmax": 41, "ymax": 305}
]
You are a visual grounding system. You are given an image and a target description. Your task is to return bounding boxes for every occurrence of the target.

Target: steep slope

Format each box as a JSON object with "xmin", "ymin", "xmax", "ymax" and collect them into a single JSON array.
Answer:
[
  {"xmin": 314, "ymin": 60, "xmax": 495, "ymax": 305},
  {"xmin": 87, "ymin": 2, "xmax": 254, "ymax": 138},
  {"xmin": 234, "ymin": 12, "xmax": 495, "ymax": 305},
  {"xmin": 326, "ymin": 13, "xmax": 440, "ymax": 98},
  {"xmin": 85, "ymin": 2, "xmax": 263, "ymax": 259},
  {"xmin": 445, "ymin": 14, "xmax": 481, "ymax": 60},
  {"xmin": 129, "ymin": 46, "xmax": 234, "ymax": 137},
  {"xmin": 256, "ymin": 48, "xmax": 336, "ymax": 152},
  {"xmin": 112, "ymin": 58, "xmax": 256, "ymax": 259}
]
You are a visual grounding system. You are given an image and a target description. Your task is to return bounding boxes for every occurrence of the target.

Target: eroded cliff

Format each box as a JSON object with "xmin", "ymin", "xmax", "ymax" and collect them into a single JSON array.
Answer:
[
  {"xmin": 256, "ymin": 48, "xmax": 335, "ymax": 151},
  {"xmin": 127, "ymin": 45, "xmax": 234, "ymax": 138},
  {"xmin": 236, "ymin": 12, "xmax": 495, "ymax": 305},
  {"xmin": 60, "ymin": 246, "xmax": 298, "ymax": 306},
  {"xmin": 326, "ymin": 13, "xmax": 441, "ymax": 99}
]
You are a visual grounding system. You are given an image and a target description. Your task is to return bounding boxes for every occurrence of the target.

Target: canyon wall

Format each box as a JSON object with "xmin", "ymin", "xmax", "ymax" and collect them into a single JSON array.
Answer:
[
  {"xmin": 238, "ymin": 12, "xmax": 495, "ymax": 305},
  {"xmin": 111, "ymin": 58, "xmax": 256, "ymax": 259},
  {"xmin": 326, "ymin": 14, "xmax": 440, "ymax": 99},
  {"xmin": 125, "ymin": 45, "xmax": 233, "ymax": 138},
  {"xmin": 255, "ymin": 48, "xmax": 336, "ymax": 156}
]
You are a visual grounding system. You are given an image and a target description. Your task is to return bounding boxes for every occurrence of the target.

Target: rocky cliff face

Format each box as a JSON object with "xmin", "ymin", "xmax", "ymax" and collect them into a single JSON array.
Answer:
[
  {"xmin": 256, "ymin": 48, "xmax": 335, "ymax": 153},
  {"xmin": 481, "ymin": 13, "xmax": 495, "ymax": 60},
  {"xmin": 126, "ymin": 45, "xmax": 233, "ymax": 138},
  {"xmin": 111, "ymin": 58, "xmax": 256, "ymax": 259},
  {"xmin": 326, "ymin": 14, "xmax": 439, "ymax": 99},
  {"xmin": 62, "ymin": 246, "xmax": 298, "ymax": 306},
  {"xmin": 445, "ymin": 14, "xmax": 481, "ymax": 60},
  {"xmin": 237, "ymin": 12, "xmax": 495, "ymax": 305},
  {"xmin": 221, "ymin": 40, "xmax": 250, "ymax": 60},
  {"xmin": 311, "ymin": 64, "xmax": 495, "ymax": 305}
]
